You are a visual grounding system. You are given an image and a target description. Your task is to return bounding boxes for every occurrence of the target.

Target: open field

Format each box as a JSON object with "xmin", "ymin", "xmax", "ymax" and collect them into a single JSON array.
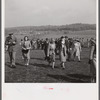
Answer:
[
  {"xmin": 5, "ymin": 30, "xmax": 96, "ymax": 42},
  {"xmin": 5, "ymin": 24, "xmax": 96, "ymax": 40},
  {"xmin": 5, "ymin": 45, "xmax": 91, "ymax": 83},
  {"xmin": 5, "ymin": 24, "xmax": 96, "ymax": 83}
]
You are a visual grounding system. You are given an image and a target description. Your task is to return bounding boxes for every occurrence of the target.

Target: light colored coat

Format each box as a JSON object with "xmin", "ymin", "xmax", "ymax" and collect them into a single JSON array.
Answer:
[
  {"xmin": 59, "ymin": 44, "xmax": 67, "ymax": 62},
  {"xmin": 47, "ymin": 43, "xmax": 56, "ymax": 62},
  {"xmin": 74, "ymin": 42, "xmax": 81, "ymax": 56}
]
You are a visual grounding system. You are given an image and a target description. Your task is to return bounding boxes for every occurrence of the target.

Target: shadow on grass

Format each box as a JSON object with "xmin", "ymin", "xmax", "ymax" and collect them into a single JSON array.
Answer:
[
  {"xmin": 16, "ymin": 62, "xmax": 25, "ymax": 66},
  {"xmin": 5, "ymin": 62, "xmax": 15, "ymax": 68},
  {"xmin": 5, "ymin": 62, "xmax": 25, "ymax": 68},
  {"xmin": 67, "ymin": 74, "xmax": 91, "ymax": 79},
  {"xmin": 31, "ymin": 57, "xmax": 44, "ymax": 61},
  {"xmin": 30, "ymin": 63, "xmax": 51, "ymax": 69},
  {"xmin": 47, "ymin": 74, "xmax": 91, "ymax": 83}
]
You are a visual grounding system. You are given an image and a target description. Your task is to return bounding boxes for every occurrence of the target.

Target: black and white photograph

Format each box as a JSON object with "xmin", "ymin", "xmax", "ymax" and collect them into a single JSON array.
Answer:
[{"xmin": 5, "ymin": 0, "xmax": 97, "ymax": 83}]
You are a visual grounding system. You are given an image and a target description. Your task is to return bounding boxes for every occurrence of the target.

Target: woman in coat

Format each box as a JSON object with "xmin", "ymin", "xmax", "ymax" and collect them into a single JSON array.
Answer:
[
  {"xmin": 44, "ymin": 38, "xmax": 49, "ymax": 60},
  {"xmin": 59, "ymin": 36, "xmax": 67, "ymax": 69},
  {"xmin": 47, "ymin": 38, "xmax": 56, "ymax": 69},
  {"xmin": 21, "ymin": 36, "xmax": 31, "ymax": 66},
  {"xmin": 73, "ymin": 39, "xmax": 82, "ymax": 62}
]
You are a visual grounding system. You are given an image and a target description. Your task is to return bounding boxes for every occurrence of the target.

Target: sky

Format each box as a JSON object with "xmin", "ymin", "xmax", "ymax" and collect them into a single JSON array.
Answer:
[{"xmin": 5, "ymin": 0, "xmax": 96, "ymax": 27}]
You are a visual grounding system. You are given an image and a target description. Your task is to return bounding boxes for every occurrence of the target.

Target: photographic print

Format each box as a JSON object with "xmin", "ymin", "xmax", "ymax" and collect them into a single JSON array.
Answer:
[{"xmin": 5, "ymin": 0, "xmax": 97, "ymax": 83}]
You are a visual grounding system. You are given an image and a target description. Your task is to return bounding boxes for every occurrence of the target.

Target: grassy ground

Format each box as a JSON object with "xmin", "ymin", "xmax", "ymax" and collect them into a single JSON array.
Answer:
[
  {"xmin": 5, "ymin": 29, "xmax": 95, "ymax": 83},
  {"xmin": 5, "ymin": 47, "xmax": 91, "ymax": 83}
]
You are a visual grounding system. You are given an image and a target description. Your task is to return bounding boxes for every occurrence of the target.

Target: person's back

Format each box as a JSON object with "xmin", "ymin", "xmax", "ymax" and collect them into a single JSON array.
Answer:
[
  {"xmin": 69, "ymin": 40, "xmax": 73, "ymax": 49},
  {"xmin": 44, "ymin": 40, "xmax": 49, "ymax": 50}
]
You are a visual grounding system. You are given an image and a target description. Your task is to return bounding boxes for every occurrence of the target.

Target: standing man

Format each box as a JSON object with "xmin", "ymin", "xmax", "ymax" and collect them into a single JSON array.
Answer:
[
  {"xmin": 65, "ymin": 36, "xmax": 69, "ymax": 61},
  {"xmin": 67, "ymin": 38, "xmax": 73, "ymax": 61},
  {"xmin": 44, "ymin": 38, "xmax": 49, "ymax": 60},
  {"xmin": 5, "ymin": 33, "xmax": 17, "ymax": 68},
  {"xmin": 88, "ymin": 38, "xmax": 96, "ymax": 83}
]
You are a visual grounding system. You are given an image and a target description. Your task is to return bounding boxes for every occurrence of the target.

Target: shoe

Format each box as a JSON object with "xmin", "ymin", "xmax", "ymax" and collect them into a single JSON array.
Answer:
[
  {"xmin": 26, "ymin": 63, "xmax": 29, "ymax": 66},
  {"xmin": 11, "ymin": 64, "xmax": 16, "ymax": 68},
  {"xmin": 10, "ymin": 64, "xmax": 13, "ymax": 67},
  {"xmin": 62, "ymin": 67, "xmax": 65, "ymax": 69},
  {"xmin": 25, "ymin": 63, "xmax": 27, "ymax": 66}
]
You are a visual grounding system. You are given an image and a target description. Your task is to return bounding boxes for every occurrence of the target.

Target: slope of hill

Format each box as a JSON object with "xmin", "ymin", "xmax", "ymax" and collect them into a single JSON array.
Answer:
[{"xmin": 5, "ymin": 23, "xmax": 96, "ymax": 35}]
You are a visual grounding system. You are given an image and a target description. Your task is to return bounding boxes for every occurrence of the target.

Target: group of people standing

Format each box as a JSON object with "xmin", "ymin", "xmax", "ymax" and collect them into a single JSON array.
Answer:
[
  {"xmin": 5, "ymin": 33, "xmax": 96, "ymax": 82},
  {"xmin": 43, "ymin": 36, "xmax": 82, "ymax": 69}
]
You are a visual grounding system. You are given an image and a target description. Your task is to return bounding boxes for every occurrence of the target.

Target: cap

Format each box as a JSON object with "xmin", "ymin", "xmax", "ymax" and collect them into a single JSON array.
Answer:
[{"xmin": 9, "ymin": 33, "xmax": 13, "ymax": 35}]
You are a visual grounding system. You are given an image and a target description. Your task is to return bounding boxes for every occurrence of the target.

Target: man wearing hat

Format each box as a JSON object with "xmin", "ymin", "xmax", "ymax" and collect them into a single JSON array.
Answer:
[{"xmin": 5, "ymin": 33, "xmax": 17, "ymax": 67}]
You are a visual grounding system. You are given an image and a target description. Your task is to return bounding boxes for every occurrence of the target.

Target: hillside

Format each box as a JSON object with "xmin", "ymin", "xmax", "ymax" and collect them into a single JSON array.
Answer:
[{"xmin": 5, "ymin": 23, "xmax": 96, "ymax": 35}]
